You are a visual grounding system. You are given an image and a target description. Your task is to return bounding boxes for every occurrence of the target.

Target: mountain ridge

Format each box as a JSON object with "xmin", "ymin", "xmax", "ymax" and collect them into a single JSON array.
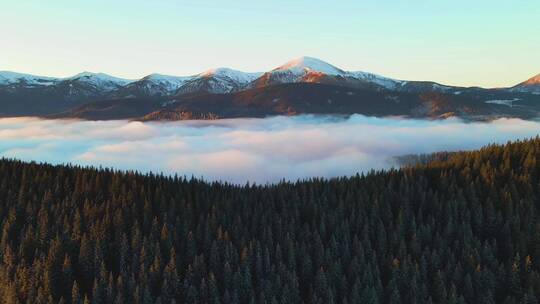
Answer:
[
  {"xmin": 1, "ymin": 57, "xmax": 539, "ymax": 120},
  {"xmin": 2, "ymin": 57, "xmax": 537, "ymax": 91}
]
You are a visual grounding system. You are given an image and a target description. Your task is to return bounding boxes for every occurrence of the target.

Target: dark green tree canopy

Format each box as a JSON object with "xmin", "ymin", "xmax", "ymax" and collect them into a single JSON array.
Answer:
[{"xmin": 0, "ymin": 137, "xmax": 538, "ymax": 303}]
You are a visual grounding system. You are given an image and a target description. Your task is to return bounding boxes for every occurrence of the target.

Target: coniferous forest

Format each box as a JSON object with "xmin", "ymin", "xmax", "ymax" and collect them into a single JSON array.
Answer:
[{"xmin": 0, "ymin": 138, "xmax": 538, "ymax": 304}]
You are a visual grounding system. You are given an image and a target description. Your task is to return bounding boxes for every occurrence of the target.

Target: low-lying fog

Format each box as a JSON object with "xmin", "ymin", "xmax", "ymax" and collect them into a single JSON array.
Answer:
[{"xmin": 0, "ymin": 115, "xmax": 538, "ymax": 183}]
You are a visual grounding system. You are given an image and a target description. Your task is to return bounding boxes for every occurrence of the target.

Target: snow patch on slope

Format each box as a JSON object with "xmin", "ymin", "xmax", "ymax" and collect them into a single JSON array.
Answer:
[
  {"xmin": 199, "ymin": 68, "xmax": 262, "ymax": 84},
  {"xmin": 0, "ymin": 71, "xmax": 59, "ymax": 86},
  {"xmin": 66, "ymin": 72, "xmax": 134, "ymax": 90},
  {"xmin": 110, "ymin": 74, "xmax": 196, "ymax": 97},
  {"xmin": 485, "ymin": 98, "xmax": 520, "ymax": 106},
  {"xmin": 349, "ymin": 71, "xmax": 404, "ymax": 90},
  {"xmin": 143, "ymin": 74, "xmax": 194, "ymax": 91},
  {"xmin": 68, "ymin": 71, "xmax": 132, "ymax": 83}
]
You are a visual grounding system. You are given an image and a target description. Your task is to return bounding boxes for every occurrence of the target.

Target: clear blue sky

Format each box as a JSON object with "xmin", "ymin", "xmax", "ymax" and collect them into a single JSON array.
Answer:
[{"xmin": 1, "ymin": 0, "xmax": 539, "ymax": 88}]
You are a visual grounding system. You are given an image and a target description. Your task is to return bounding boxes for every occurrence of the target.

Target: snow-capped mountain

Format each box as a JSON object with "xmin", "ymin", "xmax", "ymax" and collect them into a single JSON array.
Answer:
[
  {"xmin": 247, "ymin": 56, "xmax": 463, "ymax": 93},
  {"xmin": 274, "ymin": 56, "xmax": 346, "ymax": 76},
  {"xmin": 0, "ymin": 57, "xmax": 471, "ymax": 98},
  {"xmin": 0, "ymin": 71, "xmax": 133, "ymax": 91},
  {"xmin": 0, "ymin": 71, "xmax": 58, "ymax": 86},
  {"xmin": 113, "ymin": 74, "xmax": 194, "ymax": 97},
  {"xmin": 2, "ymin": 57, "xmax": 538, "ymax": 119},
  {"xmin": 44, "ymin": 72, "xmax": 135, "ymax": 101},
  {"xmin": 175, "ymin": 68, "xmax": 262, "ymax": 95},
  {"xmin": 511, "ymin": 73, "xmax": 540, "ymax": 93},
  {"xmin": 0, "ymin": 73, "xmax": 131, "ymax": 116},
  {"xmin": 111, "ymin": 69, "xmax": 262, "ymax": 97},
  {"xmin": 3, "ymin": 58, "xmax": 537, "ymax": 96},
  {"xmin": 249, "ymin": 56, "xmax": 403, "ymax": 91},
  {"xmin": 201, "ymin": 68, "xmax": 262, "ymax": 84},
  {"xmin": 64, "ymin": 72, "xmax": 133, "ymax": 92},
  {"xmin": 251, "ymin": 56, "xmax": 345, "ymax": 86}
]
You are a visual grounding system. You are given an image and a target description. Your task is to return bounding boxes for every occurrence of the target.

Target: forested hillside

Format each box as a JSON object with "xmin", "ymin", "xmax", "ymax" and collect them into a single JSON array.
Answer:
[{"xmin": 0, "ymin": 138, "xmax": 538, "ymax": 303}]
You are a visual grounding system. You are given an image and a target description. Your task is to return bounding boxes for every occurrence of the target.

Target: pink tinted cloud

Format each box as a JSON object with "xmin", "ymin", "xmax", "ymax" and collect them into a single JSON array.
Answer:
[{"xmin": 0, "ymin": 115, "xmax": 538, "ymax": 183}]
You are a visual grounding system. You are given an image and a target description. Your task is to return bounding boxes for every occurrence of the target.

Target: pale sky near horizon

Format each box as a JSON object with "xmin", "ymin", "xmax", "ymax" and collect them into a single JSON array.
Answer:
[{"xmin": 1, "ymin": 0, "xmax": 539, "ymax": 88}]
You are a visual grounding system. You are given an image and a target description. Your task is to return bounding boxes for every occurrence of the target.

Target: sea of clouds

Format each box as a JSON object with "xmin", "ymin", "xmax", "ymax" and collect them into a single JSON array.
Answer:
[{"xmin": 0, "ymin": 115, "xmax": 538, "ymax": 184}]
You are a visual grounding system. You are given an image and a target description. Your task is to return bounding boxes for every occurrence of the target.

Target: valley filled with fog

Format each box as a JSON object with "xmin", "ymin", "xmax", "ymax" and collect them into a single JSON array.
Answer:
[{"xmin": 0, "ymin": 115, "xmax": 538, "ymax": 184}]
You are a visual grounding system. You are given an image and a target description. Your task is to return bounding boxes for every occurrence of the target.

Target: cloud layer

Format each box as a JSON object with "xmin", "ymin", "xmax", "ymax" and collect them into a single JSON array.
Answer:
[{"xmin": 0, "ymin": 115, "xmax": 538, "ymax": 183}]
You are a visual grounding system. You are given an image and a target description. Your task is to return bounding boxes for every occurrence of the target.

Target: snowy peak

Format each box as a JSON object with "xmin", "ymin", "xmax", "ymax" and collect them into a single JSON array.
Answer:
[
  {"xmin": 67, "ymin": 72, "xmax": 133, "ymax": 85},
  {"xmin": 0, "ymin": 58, "xmax": 473, "ymax": 97},
  {"xmin": 142, "ymin": 73, "xmax": 193, "ymax": 87},
  {"xmin": 198, "ymin": 67, "xmax": 262, "ymax": 84},
  {"xmin": 0, "ymin": 71, "xmax": 132, "ymax": 88},
  {"xmin": 249, "ymin": 56, "xmax": 403, "ymax": 90},
  {"xmin": 176, "ymin": 68, "xmax": 260, "ymax": 95},
  {"xmin": 249, "ymin": 56, "xmax": 347, "ymax": 88},
  {"xmin": 63, "ymin": 72, "xmax": 134, "ymax": 92},
  {"xmin": 112, "ymin": 74, "xmax": 194, "ymax": 97},
  {"xmin": 0, "ymin": 71, "xmax": 58, "ymax": 86},
  {"xmin": 274, "ymin": 56, "xmax": 345, "ymax": 76}
]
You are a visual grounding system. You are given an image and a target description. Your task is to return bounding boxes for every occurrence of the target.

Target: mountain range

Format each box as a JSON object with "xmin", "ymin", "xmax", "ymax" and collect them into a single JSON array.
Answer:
[{"xmin": 1, "ymin": 56, "xmax": 539, "ymax": 120}]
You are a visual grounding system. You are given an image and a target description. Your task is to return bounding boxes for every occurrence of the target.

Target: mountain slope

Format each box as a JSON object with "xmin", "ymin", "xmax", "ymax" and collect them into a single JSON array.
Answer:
[
  {"xmin": 248, "ymin": 56, "xmax": 458, "ymax": 93},
  {"xmin": 111, "ymin": 74, "xmax": 193, "ymax": 97},
  {"xmin": 0, "ymin": 71, "xmax": 58, "ymax": 86},
  {"xmin": 51, "ymin": 97, "xmax": 166, "ymax": 120},
  {"xmin": 64, "ymin": 72, "xmax": 133, "ymax": 91},
  {"xmin": 140, "ymin": 83, "xmax": 540, "ymax": 121},
  {"xmin": 0, "ymin": 72, "xmax": 134, "ymax": 115},
  {"xmin": 512, "ymin": 73, "xmax": 540, "ymax": 93},
  {"xmin": 175, "ymin": 68, "xmax": 262, "ymax": 95},
  {"xmin": 50, "ymin": 82, "xmax": 539, "ymax": 121},
  {"xmin": 250, "ymin": 56, "xmax": 398, "ymax": 91}
]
